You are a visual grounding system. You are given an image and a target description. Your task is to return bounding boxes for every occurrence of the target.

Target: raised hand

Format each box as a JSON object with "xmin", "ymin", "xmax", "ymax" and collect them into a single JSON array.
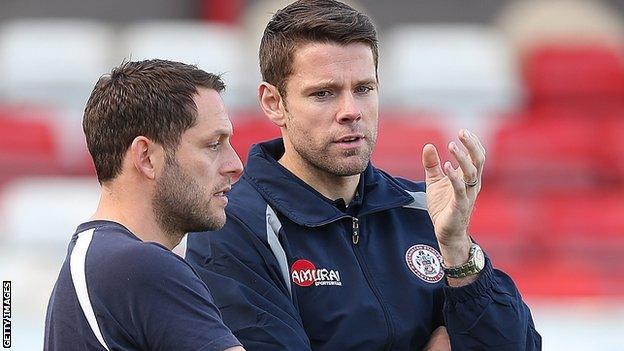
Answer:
[{"xmin": 421, "ymin": 129, "xmax": 486, "ymax": 270}]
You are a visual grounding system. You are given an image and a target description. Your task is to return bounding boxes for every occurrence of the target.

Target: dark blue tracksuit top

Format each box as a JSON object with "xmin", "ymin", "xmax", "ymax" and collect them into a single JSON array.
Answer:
[{"xmin": 186, "ymin": 138, "xmax": 542, "ymax": 351}]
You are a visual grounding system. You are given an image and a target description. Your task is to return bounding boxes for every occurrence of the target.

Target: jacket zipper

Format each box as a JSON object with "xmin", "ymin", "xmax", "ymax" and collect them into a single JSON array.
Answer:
[
  {"xmin": 350, "ymin": 216, "xmax": 395, "ymax": 350},
  {"xmin": 351, "ymin": 217, "xmax": 360, "ymax": 244}
]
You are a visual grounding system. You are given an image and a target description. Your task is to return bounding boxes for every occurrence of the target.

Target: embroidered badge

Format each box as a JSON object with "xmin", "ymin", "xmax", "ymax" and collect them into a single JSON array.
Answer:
[{"xmin": 405, "ymin": 244, "xmax": 444, "ymax": 283}]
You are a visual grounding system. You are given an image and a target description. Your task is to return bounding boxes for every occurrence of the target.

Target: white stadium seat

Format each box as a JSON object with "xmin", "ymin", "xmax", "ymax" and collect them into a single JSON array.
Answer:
[
  {"xmin": 0, "ymin": 176, "xmax": 100, "ymax": 248},
  {"xmin": 120, "ymin": 21, "xmax": 255, "ymax": 110},
  {"xmin": 381, "ymin": 24, "xmax": 521, "ymax": 139},
  {"xmin": 495, "ymin": 0, "xmax": 624, "ymax": 53},
  {"xmin": 0, "ymin": 176, "xmax": 100, "ymax": 349},
  {"xmin": 0, "ymin": 20, "xmax": 115, "ymax": 110}
]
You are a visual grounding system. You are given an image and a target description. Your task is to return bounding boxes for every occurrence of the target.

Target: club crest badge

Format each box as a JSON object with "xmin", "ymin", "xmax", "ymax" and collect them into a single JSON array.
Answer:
[{"xmin": 405, "ymin": 244, "xmax": 444, "ymax": 283}]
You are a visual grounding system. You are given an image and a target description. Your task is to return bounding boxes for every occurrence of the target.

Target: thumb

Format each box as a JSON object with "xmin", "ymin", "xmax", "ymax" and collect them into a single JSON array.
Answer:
[{"xmin": 422, "ymin": 143, "xmax": 444, "ymax": 183}]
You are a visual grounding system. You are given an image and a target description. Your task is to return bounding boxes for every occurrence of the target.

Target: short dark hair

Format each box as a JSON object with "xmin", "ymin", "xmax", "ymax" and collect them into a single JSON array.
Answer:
[
  {"xmin": 83, "ymin": 59, "xmax": 225, "ymax": 183},
  {"xmin": 259, "ymin": 0, "xmax": 378, "ymax": 97}
]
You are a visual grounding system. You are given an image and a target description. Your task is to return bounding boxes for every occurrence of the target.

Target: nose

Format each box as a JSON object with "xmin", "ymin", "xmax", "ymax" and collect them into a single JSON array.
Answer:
[
  {"xmin": 222, "ymin": 144, "xmax": 244, "ymax": 183},
  {"xmin": 336, "ymin": 92, "xmax": 362, "ymax": 124}
]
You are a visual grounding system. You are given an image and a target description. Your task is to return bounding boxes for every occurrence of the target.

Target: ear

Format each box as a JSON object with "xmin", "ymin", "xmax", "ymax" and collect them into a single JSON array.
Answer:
[
  {"xmin": 259, "ymin": 82, "xmax": 287, "ymax": 127},
  {"xmin": 129, "ymin": 136, "xmax": 164, "ymax": 181}
]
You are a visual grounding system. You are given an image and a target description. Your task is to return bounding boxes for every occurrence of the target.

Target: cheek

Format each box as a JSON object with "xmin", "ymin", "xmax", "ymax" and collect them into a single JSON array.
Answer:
[
  {"xmin": 188, "ymin": 159, "xmax": 217, "ymax": 184},
  {"xmin": 290, "ymin": 119, "xmax": 330, "ymax": 147},
  {"xmin": 361, "ymin": 99, "xmax": 379, "ymax": 119},
  {"xmin": 289, "ymin": 104, "xmax": 335, "ymax": 133}
]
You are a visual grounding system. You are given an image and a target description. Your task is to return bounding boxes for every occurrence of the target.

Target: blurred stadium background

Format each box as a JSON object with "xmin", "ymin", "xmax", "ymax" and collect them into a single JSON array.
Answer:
[{"xmin": 1, "ymin": 0, "xmax": 623, "ymax": 349}]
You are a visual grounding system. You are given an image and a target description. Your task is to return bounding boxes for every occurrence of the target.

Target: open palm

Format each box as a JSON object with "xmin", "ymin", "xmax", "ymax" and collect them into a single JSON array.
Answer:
[{"xmin": 421, "ymin": 130, "xmax": 485, "ymax": 248}]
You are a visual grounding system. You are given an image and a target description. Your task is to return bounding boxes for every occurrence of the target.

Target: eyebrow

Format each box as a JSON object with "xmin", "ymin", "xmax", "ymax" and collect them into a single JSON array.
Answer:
[
  {"xmin": 207, "ymin": 127, "xmax": 233, "ymax": 140},
  {"xmin": 302, "ymin": 78, "xmax": 378, "ymax": 93}
]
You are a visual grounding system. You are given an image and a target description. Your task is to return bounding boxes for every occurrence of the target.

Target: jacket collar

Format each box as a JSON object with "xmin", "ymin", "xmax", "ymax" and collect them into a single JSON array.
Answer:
[{"xmin": 242, "ymin": 138, "xmax": 414, "ymax": 227}]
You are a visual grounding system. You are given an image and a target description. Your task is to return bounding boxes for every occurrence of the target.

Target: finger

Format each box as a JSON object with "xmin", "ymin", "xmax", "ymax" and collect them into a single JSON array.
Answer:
[
  {"xmin": 449, "ymin": 141, "xmax": 478, "ymax": 186},
  {"xmin": 458, "ymin": 129, "xmax": 486, "ymax": 175},
  {"xmin": 443, "ymin": 161, "xmax": 467, "ymax": 199},
  {"xmin": 422, "ymin": 143, "xmax": 444, "ymax": 183}
]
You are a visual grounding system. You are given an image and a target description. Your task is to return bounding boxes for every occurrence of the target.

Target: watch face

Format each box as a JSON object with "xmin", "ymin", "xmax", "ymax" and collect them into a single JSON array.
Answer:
[{"xmin": 474, "ymin": 247, "xmax": 485, "ymax": 270}]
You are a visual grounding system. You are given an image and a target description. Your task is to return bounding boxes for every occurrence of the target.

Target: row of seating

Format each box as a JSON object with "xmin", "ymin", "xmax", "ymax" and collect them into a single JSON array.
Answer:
[
  {"xmin": 1, "ymin": 19, "xmax": 623, "ymax": 117},
  {"xmin": 0, "ymin": 20, "xmax": 255, "ymax": 112},
  {"xmin": 2, "ymin": 108, "xmax": 623, "ymax": 186}
]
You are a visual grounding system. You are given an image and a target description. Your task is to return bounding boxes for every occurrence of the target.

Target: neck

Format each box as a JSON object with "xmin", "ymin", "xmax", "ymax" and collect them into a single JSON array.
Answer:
[
  {"xmin": 90, "ymin": 182, "xmax": 180, "ymax": 250},
  {"xmin": 278, "ymin": 148, "xmax": 360, "ymax": 204}
]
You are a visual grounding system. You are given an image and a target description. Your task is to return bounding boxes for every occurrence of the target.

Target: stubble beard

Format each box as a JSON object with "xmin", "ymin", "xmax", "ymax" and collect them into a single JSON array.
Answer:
[
  {"xmin": 286, "ymin": 114, "xmax": 378, "ymax": 177},
  {"xmin": 292, "ymin": 136, "xmax": 374, "ymax": 176},
  {"xmin": 152, "ymin": 157, "xmax": 224, "ymax": 244}
]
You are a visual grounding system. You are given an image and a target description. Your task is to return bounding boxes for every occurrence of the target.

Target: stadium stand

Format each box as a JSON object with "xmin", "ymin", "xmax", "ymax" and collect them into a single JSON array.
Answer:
[
  {"xmin": 0, "ymin": 105, "xmax": 62, "ymax": 185},
  {"xmin": 381, "ymin": 24, "xmax": 521, "ymax": 141},
  {"xmin": 230, "ymin": 112, "xmax": 281, "ymax": 164},
  {"xmin": 0, "ymin": 19, "xmax": 115, "ymax": 110},
  {"xmin": 0, "ymin": 4, "xmax": 623, "ymax": 348},
  {"xmin": 371, "ymin": 112, "xmax": 448, "ymax": 180},
  {"xmin": 120, "ymin": 21, "xmax": 257, "ymax": 110},
  {"xmin": 522, "ymin": 44, "xmax": 624, "ymax": 109},
  {"xmin": 495, "ymin": 0, "xmax": 624, "ymax": 52}
]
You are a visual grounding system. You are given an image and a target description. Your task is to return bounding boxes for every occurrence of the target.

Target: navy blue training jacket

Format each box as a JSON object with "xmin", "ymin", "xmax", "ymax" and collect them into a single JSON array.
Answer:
[{"xmin": 187, "ymin": 138, "xmax": 542, "ymax": 350}]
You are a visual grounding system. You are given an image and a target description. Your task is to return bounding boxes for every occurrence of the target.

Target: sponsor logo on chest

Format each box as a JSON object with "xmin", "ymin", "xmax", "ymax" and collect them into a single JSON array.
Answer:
[{"xmin": 291, "ymin": 259, "xmax": 342, "ymax": 287}]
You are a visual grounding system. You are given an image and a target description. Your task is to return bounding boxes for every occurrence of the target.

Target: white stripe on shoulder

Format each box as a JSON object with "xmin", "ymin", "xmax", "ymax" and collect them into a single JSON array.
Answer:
[
  {"xmin": 70, "ymin": 228, "xmax": 111, "ymax": 351},
  {"xmin": 403, "ymin": 190, "xmax": 428, "ymax": 211},
  {"xmin": 266, "ymin": 205, "xmax": 292, "ymax": 298}
]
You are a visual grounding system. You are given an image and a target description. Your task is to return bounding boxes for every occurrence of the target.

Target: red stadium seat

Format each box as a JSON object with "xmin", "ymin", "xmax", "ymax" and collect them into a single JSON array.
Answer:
[
  {"xmin": 488, "ymin": 113, "xmax": 615, "ymax": 192},
  {"xmin": 471, "ymin": 187, "xmax": 624, "ymax": 297},
  {"xmin": 504, "ymin": 260, "xmax": 622, "ymax": 297},
  {"xmin": 230, "ymin": 113, "xmax": 280, "ymax": 164},
  {"xmin": 372, "ymin": 113, "xmax": 448, "ymax": 181},
  {"xmin": 470, "ymin": 188, "xmax": 624, "ymax": 297},
  {"xmin": 536, "ymin": 190, "xmax": 624, "ymax": 248},
  {"xmin": 600, "ymin": 116, "xmax": 624, "ymax": 181},
  {"xmin": 522, "ymin": 44, "xmax": 624, "ymax": 108},
  {"xmin": 469, "ymin": 188, "xmax": 539, "ymax": 265},
  {"xmin": 0, "ymin": 105, "xmax": 61, "ymax": 183}
]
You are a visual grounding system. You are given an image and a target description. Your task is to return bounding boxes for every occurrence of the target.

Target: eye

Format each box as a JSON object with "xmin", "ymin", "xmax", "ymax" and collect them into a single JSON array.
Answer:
[
  {"xmin": 355, "ymin": 85, "xmax": 374, "ymax": 94},
  {"xmin": 312, "ymin": 90, "xmax": 333, "ymax": 99},
  {"xmin": 207, "ymin": 141, "xmax": 221, "ymax": 151}
]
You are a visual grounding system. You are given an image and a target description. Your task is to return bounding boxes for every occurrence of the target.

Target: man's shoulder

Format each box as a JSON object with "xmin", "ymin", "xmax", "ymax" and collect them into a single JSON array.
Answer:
[
  {"xmin": 86, "ymin": 226, "xmax": 195, "ymax": 286},
  {"xmin": 224, "ymin": 177, "xmax": 271, "ymax": 229},
  {"xmin": 371, "ymin": 166, "xmax": 427, "ymax": 193},
  {"xmin": 393, "ymin": 176, "xmax": 426, "ymax": 193}
]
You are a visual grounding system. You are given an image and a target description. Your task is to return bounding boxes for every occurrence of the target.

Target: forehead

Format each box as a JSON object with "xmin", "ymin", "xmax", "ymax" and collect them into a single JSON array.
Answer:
[
  {"xmin": 187, "ymin": 87, "xmax": 232, "ymax": 137},
  {"xmin": 289, "ymin": 42, "xmax": 376, "ymax": 83}
]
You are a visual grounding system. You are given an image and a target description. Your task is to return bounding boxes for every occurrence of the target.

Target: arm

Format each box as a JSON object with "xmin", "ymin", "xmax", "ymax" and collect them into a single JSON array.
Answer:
[
  {"xmin": 422, "ymin": 129, "xmax": 542, "ymax": 350},
  {"xmin": 443, "ymin": 258, "xmax": 541, "ymax": 350},
  {"xmin": 186, "ymin": 214, "xmax": 311, "ymax": 351}
]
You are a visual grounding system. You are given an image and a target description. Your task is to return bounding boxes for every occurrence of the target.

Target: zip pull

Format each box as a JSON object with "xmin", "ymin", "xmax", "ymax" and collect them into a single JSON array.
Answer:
[{"xmin": 352, "ymin": 217, "xmax": 360, "ymax": 245}]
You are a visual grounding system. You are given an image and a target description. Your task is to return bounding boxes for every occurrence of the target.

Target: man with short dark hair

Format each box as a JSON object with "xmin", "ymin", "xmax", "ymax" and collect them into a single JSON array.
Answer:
[
  {"xmin": 187, "ymin": 1, "xmax": 542, "ymax": 350},
  {"xmin": 44, "ymin": 59, "xmax": 245, "ymax": 351}
]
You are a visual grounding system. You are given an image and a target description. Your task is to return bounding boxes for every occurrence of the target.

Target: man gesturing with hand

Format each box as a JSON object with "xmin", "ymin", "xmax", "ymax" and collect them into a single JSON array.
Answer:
[
  {"xmin": 187, "ymin": 1, "xmax": 542, "ymax": 350},
  {"xmin": 423, "ymin": 130, "xmax": 486, "ymax": 287}
]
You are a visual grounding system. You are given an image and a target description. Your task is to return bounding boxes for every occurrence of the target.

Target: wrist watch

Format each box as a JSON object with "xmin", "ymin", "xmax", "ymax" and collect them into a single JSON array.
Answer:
[{"xmin": 442, "ymin": 243, "xmax": 485, "ymax": 278}]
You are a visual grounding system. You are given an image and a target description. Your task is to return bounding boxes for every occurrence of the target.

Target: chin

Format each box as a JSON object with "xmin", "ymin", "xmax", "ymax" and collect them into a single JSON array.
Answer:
[
  {"xmin": 186, "ymin": 212, "xmax": 226, "ymax": 233},
  {"xmin": 326, "ymin": 160, "xmax": 368, "ymax": 177}
]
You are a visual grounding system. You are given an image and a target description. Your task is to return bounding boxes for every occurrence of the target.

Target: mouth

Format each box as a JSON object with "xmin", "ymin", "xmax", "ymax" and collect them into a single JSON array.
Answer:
[
  {"xmin": 213, "ymin": 186, "xmax": 231, "ymax": 197},
  {"xmin": 335, "ymin": 133, "xmax": 365, "ymax": 144}
]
